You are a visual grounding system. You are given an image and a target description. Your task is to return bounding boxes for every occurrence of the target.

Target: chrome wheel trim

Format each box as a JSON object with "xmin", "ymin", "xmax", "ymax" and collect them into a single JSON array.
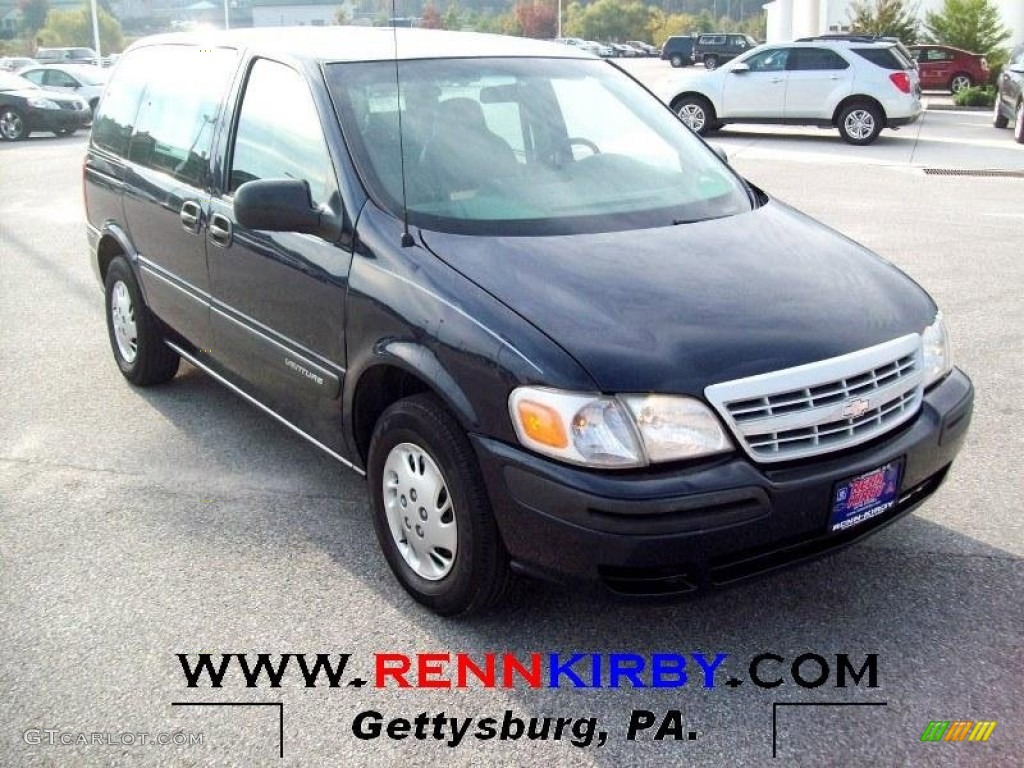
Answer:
[
  {"xmin": 382, "ymin": 442, "xmax": 457, "ymax": 581},
  {"xmin": 678, "ymin": 103, "xmax": 706, "ymax": 131},
  {"xmin": 951, "ymin": 75, "xmax": 971, "ymax": 92},
  {"xmin": 844, "ymin": 109, "xmax": 875, "ymax": 141},
  {"xmin": 110, "ymin": 280, "xmax": 138, "ymax": 363},
  {"xmin": 0, "ymin": 110, "xmax": 23, "ymax": 140}
]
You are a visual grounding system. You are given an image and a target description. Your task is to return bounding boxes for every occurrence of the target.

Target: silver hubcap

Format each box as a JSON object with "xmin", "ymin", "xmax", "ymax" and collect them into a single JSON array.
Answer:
[
  {"xmin": 844, "ymin": 109, "xmax": 875, "ymax": 140},
  {"xmin": 678, "ymin": 103, "xmax": 706, "ymax": 131},
  {"xmin": 951, "ymin": 76, "xmax": 970, "ymax": 92},
  {"xmin": 382, "ymin": 442, "xmax": 457, "ymax": 580},
  {"xmin": 110, "ymin": 280, "xmax": 138, "ymax": 363},
  {"xmin": 0, "ymin": 110, "xmax": 23, "ymax": 139}
]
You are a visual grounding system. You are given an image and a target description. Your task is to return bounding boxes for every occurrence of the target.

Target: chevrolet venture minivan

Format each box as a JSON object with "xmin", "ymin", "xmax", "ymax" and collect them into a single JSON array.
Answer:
[{"xmin": 85, "ymin": 28, "xmax": 973, "ymax": 615}]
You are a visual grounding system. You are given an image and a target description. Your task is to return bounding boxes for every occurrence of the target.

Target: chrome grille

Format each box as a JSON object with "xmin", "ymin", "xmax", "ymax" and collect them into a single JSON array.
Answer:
[{"xmin": 705, "ymin": 334, "xmax": 924, "ymax": 463}]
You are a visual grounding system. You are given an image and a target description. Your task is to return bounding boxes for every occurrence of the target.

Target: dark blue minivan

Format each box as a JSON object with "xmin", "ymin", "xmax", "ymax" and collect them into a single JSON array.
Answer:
[{"xmin": 84, "ymin": 28, "xmax": 973, "ymax": 615}]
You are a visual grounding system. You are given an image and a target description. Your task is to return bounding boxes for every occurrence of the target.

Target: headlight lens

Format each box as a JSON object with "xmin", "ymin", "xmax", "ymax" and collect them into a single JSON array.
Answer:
[
  {"xmin": 622, "ymin": 394, "xmax": 733, "ymax": 461},
  {"xmin": 27, "ymin": 96, "xmax": 60, "ymax": 110},
  {"xmin": 921, "ymin": 312, "xmax": 953, "ymax": 388},
  {"xmin": 509, "ymin": 387, "xmax": 732, "ymax": 468}
]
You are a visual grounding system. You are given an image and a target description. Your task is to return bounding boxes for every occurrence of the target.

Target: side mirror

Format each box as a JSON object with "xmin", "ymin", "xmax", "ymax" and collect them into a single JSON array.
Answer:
[
  {"xmin": 731, "ymin": 63, "xmax": 750, "ymax": 74},
  {"xmin": 711, "ymin": 144, "xmax": 728, "ymax": 165},
  {"xmin": 234, "ymin": 179, "xmax": 325, "ymax": 235}
]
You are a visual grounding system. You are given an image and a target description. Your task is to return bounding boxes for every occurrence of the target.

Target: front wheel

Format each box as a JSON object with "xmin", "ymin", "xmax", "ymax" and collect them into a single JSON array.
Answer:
[
  {"xmin": 949, "ymin": 73, "xmax": 973, "ymax": 93},
  {"xmin": 704, "ymin": 54, "xmax": 719, "ymax": 70},
  {"xmin": 670, "ymin": 54, "xmax": 683, "ymax": 68},
  {"xmin": 672, "ymin": 95, "xmax": 716, "ymax": 135},
  {"xmin": 104, "ymin": 257, "xmax": 180, "ymax": 386},
  {"xmin": 367, "ymin": 394, "xmax": 511, "ymax": 616},
  {"xmin": 838, "ymin": 102, "xmax": 883, "ymax": 145},
  {"xmin": 0, "ymin": 107, "xmax": 27, "ymax": 141},
  {"xmin": 993, "ymin": 96, "xmax": 1009, "ymax": 128},
  {"xmin": 1015, "ymin": 101, "xmax": 1024, "ymax": 144}
]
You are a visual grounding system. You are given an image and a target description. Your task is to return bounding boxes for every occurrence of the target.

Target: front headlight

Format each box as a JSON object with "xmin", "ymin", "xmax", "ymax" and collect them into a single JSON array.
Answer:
[
  {"xmin": 509, "ymin": 387, "xmax": 732, "ymax": 468},
  {"xmin": 27, "ymin": 96, "xmax": 60, "ymax": 110},
  {"xmin": 922, "ymin": 312, "xmax": 953, "ymax": 388}
]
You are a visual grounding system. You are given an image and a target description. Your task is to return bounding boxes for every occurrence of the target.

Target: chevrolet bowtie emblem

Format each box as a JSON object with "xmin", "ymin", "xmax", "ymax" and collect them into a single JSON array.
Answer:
[{"xmin": 841, "ymin": 399, "xmax": 872, "ymax": 419}]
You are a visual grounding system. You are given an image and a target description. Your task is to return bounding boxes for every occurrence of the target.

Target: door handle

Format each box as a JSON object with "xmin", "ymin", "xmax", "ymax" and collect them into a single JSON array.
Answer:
[
  {"xmin": 180, "ymin": 200, "xmax": 201, "ymax": 234},
  {"xmin": 209, "ymin": 213, "xmax": 232, "ymax": 248}
]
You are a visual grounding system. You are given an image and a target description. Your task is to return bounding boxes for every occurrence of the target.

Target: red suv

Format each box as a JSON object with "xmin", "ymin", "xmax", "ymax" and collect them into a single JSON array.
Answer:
[{"xmin": 910, "ymin": 45, "xmax": 988, "ymax": 92}]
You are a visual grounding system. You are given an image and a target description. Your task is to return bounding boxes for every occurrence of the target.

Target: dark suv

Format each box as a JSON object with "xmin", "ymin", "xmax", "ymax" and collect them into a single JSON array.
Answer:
[
  {"xmin": 661, "ymin": 35, "xmax": 695, "ymax": 67},
  {"xmin": 85, "ymin": 29, "xmax": 973, "ymax": 616},
  {"xmin": 993, "ymin": 43, "xmax": 1024, "ymax": 143},
  {"xmin": 693, "ymin": 33, "xmax": 757, "ymax": 69}
]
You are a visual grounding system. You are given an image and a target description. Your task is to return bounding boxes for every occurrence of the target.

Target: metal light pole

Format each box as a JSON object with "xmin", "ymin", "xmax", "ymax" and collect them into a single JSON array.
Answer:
[
  {"xmin": 224, "ymin": 0, "xmax": 231, "ymax": 30},
  {"xmin": 89, "ymin": 0, "xmax": 101, "ymax": 59},
  {"xmin": 557, "ymin": 0, "xmax": 562, "ymax": 39}
]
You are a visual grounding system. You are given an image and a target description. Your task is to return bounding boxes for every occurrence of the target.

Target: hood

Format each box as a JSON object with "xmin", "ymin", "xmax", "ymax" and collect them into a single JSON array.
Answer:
[{"xmin": 419, "ymin": 200, "xmax": 936, "ymax": 394}]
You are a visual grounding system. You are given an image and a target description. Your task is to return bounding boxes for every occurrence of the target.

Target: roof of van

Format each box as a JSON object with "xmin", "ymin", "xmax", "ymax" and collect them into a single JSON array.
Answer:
[{"xmin": 127, "ymin": 27, "xmax": 594, "ymax": 63}]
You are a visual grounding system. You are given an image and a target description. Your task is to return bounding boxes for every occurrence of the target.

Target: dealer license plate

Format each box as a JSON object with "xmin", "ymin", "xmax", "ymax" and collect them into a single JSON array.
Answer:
[{"xmin": 829, "ymin": 461, "xmax": 903, "ymax": 534}]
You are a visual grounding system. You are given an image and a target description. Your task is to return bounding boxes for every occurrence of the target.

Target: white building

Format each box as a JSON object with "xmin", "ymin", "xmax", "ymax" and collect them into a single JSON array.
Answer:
[
  {"xmin": 251, "ymin": 0, "xmax": 354, "ymax": 28},
  {"xmin": 764, "ymin": 0, "xmax": 1024, "ymax": 47}
]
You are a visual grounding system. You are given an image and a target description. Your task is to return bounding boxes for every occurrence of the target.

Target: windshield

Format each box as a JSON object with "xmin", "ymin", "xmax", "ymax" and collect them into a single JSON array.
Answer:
[
  {"xmin": 326, "ymin": 57, "xmax": 752, "ymax": 236},
  {"xmin": 0, "ymin": 72, "xmax": 36, "ymax": 91}
]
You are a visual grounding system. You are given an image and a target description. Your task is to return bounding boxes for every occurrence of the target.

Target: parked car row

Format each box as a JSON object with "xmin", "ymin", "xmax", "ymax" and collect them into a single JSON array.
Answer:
[{"xmin": 554, "ymin": 38, "xmax": 655, "ymax": 58}]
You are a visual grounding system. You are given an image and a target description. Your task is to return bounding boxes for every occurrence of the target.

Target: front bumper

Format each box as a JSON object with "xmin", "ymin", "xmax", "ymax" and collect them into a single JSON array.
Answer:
[{"xmin": 472, "ymin": 368, "xmax": 973, "ymax": 595}]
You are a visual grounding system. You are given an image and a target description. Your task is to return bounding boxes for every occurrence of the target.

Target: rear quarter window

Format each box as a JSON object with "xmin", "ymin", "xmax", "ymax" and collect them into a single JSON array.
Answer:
[
  {"xmin": 852, "ymin": 47, "xmax": 905, "ymax": 70},
  {"xmin": 91, "ymin": 47, "xmax": 162, "ymax": 157}
]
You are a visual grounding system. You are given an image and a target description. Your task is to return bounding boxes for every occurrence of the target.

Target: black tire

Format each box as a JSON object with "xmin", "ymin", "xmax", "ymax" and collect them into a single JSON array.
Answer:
[
  {"xmin": 1015, "ymin": 101, "xmax": 1024, "ymax": 145},
  {"xmin": 670, "ymin": 54, "xmax": 683, "ymax": 68},
  {"xmin": 993, "ymin": 96, "xmax": 1009, "ymax": 129},
  {"xmin": 837, "ymin": 101, "xmax": 884, "ymax": 145},
  {"xmin": 672, "ymin": 95, "xmax": 716, "ymax": 136},
  {"xmin": 704, "ymin": 54, "xmax": 719, "ymax": 70},
  {"xmin": 949, "ymin": 73, "xmax": 973, "ymax": 93},
  {"xmin": 104, "ymin": 256, "xmax": 180, "ymax": 386},
  {"xmin": 367, "ymin": 393, "xmax": 511, "ymax": 616},
  {"xmin": 0, "ymin": 107, "xmax": 27, "ymax": 141}
]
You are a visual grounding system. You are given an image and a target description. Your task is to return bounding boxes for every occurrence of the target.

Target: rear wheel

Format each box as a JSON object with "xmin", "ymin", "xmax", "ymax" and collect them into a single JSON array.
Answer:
[
  {"xmin": 838, "ymin": 102, "xmax": 883, "ymax": 145},
  {"xmin": 0, "ymin": 107, "xmax": 26, "ymax": 141},
  {"xmin": 672, "ymin": 95, "xmax": 716, "ymax": 135},
  {"xmin": 1015, "ymin": 101, "xmax": 1024, "ymax": 144},
  {"xmin": 367, "ymin": 394, "xmax": 511, "ymax": 616},
  {"xmin": 104, "ymin": 257, "xmax": 180, "ymax": 386},
  {"xmin": 670, "ymin": 54, "xmax": 683, "ymax": 68},
  {"xmin": 949, "ymin": 73, "xmax": 973, "ymax": 93},
  {"xmin": 993, "ymin": 96, "xmax": 1009, "ymax": 128},
  {"xmin": 704, "ymin": 54, "xmax": 719, "ymax": 70}
]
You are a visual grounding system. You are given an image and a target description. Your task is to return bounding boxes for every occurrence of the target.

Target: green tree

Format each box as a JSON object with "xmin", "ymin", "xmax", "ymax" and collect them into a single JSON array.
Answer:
[
  {"xmin": 443, "ymin": 2, "xmax": 460, "ymax": 30},
  {"xmin": 18, "ymin": 0, "xmax": 49, "ymax": 37},
  {"xmin": 39, "ymin": 4, "xmax": 123, "ymax": 52},
  {"xmin": 924, "ymin": 0, "xmax": 1010, "ymax": 55},
  {"xmin": 848, "ymin": 0, "xmax": 920, "ymax": 44},
  {"xmin": 564, "ymin": 0, "xmax": 655, "ymax": 43},
  {"xmin": 650, "ymin": 12, "xmax": 697, "ymax": 47},
  {"xmin": 334, "ymin": 8, "xmax": 349, "ymax": 24}
]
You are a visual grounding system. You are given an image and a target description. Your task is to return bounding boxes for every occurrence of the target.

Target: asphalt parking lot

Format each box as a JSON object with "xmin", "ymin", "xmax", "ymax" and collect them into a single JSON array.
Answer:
[{"xmin": 1, "ymin": 67, "xmax": 1022, "ymax": 767}]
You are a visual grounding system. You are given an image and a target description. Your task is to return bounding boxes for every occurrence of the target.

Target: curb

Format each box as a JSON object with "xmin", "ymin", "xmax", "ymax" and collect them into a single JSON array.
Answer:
[{"xmin": 925, "ymin": 103, "xmax": 991, "ymax": 112}]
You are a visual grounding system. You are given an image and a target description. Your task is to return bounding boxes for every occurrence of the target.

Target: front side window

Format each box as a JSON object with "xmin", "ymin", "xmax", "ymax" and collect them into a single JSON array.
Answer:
[
  {"xmin": 46, "ymin": 70, "xmax": 79, "ymax": 87},
  {"xmin": 127, "ymin": 46, "xmax": 238, "ymax": 185},
  {"xmin": 327, "ymin": 58, "xmax": 751, "ymax": 236},
  {"xmin": 745, "ymin": 48, "xmax": 790, "ymax": 72},
  {"xmin": 229, "ymin": 58, "xmax": 336, "ymax": 208}
]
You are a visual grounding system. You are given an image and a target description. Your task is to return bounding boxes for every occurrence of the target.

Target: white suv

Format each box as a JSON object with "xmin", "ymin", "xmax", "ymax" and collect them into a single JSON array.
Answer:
[{"xmin": 657, "ymin": 41, "xmax": 921, "ymax": 145}]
